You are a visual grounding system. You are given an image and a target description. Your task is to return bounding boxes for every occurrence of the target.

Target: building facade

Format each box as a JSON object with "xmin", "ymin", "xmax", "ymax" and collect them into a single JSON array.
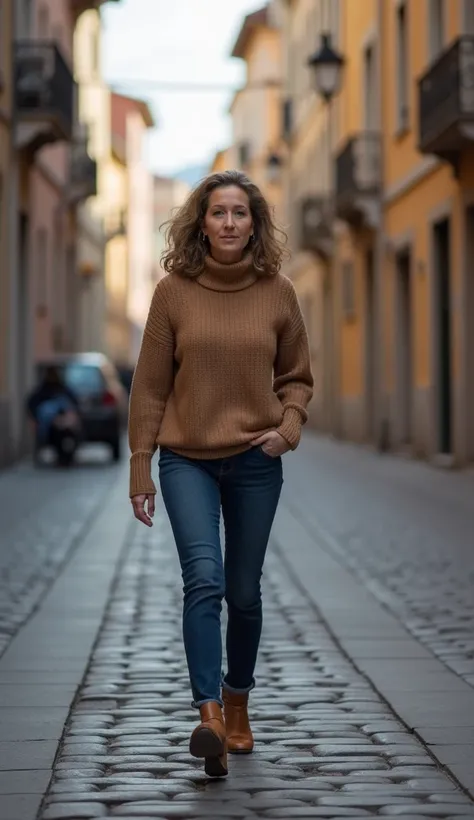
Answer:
[
  {"xmin": 281, "ymin": 0, "xmax": 340, "ymax": 432},
  {"xmin": 105, "ymin": 92, "xmax": 154, "ymax": 367},
  {"xmin": 381, "ymin": 0, "xmax": 474, "ymax": 465},
  {"xmin": 73, "ymin": 7, "xmax": 110, "ymax": 354},
  {"xmin": 281, "ymin": 0, "xmax": 474, "ymax": 466},
  {"xmin": 153, "ymin": 175, "xmax": 189, "ymax": 281},
  {"xmin": 0, "ymin": 0, "xmax": 120, "ymax": 467},
  {"xmin": 0, "ymin": 0, "xmax": 14, "ymax": 465},
  {"xmin": 211, "ymin": 4, "xmax": 284, "ymax": 220}
]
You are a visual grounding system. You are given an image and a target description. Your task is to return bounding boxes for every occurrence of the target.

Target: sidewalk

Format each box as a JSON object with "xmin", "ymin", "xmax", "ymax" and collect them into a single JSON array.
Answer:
[{"xmin": 0, "ymin": 436, "xmax": 473, "ymax": 819}]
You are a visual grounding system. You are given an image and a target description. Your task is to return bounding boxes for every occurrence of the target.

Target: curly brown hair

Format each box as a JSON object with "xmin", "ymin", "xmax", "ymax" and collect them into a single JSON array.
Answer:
[{"xmin": 161, "ymin": 170, "xmax": 288, "ymax": 278}]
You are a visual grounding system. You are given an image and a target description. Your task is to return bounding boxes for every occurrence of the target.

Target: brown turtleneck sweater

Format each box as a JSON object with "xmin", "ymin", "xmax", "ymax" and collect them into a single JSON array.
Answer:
[{"xmin": 128, "ymin": 254, "xmax": 313, "ymax": 497}]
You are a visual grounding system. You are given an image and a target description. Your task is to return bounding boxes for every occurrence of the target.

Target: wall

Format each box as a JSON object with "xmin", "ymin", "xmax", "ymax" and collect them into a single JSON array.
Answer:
[
  {"xmin": 29, "ymin": 0, "xmax": 75, "ymax": 358},
  {"xmin": 0, "ymin": 0, "xmax": 14, "ymax": 463}
]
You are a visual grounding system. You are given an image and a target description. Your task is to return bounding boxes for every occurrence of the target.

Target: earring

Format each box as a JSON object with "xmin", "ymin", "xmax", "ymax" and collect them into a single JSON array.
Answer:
[{"xmin": 200, "ymin": 231, "xmax": 207, "ymax": 242}]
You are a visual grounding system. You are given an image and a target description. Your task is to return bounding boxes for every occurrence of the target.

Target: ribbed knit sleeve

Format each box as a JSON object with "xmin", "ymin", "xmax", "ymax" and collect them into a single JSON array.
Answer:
[
  {"xmin": 128, "ymin": 281, "xmax": 174, "ymax": 497},
  {"xmin": 274, "ymin": 282, "xmax": 314, "ymax": 449}
]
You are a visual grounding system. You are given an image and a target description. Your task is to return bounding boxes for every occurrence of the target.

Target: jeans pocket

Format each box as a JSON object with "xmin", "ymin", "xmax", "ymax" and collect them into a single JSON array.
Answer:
[{"xmin": 259, "ymin": 446, "xmax": 276, "ymax": 460}]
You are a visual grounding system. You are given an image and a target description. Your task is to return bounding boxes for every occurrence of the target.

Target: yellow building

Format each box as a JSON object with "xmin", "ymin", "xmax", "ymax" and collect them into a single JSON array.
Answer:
[
  {"xmin": 73, "ymin": 7, "xmax": 111, "ymax": 354},
  {"xmin": 381, "ymin": 0, "xmax": 474, "ymax": 465},
  {"xmin": 284, "ymin": 0, "xmax": 474, "ymax": 465},
  {"xmin": 0, "ymin": 0, "xmax": 13, "ymax": 465},
  {"xmin": 212, "ymin": 4, "xmax": 284, "ymax": 219},
  {"xmin": 210, "ymin": 148, "xmax": 234, "ymax": 174},
  {"xmin": 281, "ymin": 0, "xmax": 340, "ymax": 432}
]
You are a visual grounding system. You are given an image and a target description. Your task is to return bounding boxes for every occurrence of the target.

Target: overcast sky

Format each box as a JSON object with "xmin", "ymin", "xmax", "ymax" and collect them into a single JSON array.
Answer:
[{"xmin": 102, "ymin": 0, "xmax": 262, "ymax": 176}]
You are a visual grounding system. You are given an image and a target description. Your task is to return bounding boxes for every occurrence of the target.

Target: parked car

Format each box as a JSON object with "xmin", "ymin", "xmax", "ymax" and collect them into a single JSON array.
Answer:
[
  {"xmin": 116, "ymin": 364, "xmax": 135, "ymax": 395},
  {"xmin": 35, "ymin": 353, "xmax": 128, "ymax": 461}
]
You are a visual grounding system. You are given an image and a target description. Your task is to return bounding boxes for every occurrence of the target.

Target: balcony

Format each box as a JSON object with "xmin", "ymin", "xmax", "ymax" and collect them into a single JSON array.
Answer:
[
  {"xmin": 69, "ymin": 124, "xmax": 97, "ymax": 203},
  {"xmin": 299, "ymin": 196, "xmax": 333, "ymax": 259},
  {"xmin": 14, "ymin": 41, "xmax": 74, "ymax": 152},
  {"xmin": 335, "ymin": 132, "xmax": 381, "ymax": 227},
  {"xmin": 105, "ymin": 209, "xmax": 127, "ymax": 242},
  {"xmin": 418, "ymin": 36, "xmax": 474, "ymax": 163},
  {"xmin": 70, "ymin": 0, "xmax": 120, "ymax": 16}
]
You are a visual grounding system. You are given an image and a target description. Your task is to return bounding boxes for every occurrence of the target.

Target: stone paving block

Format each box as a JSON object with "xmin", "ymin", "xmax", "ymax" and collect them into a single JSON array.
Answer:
[
  {"xmin": 110, "ymin": 803, "xmax": 255, "ymax": 817},
  {"xmin": 420, "ymin": 728, "xmax": 474, "ymax": 744},
  {"xmin": 0, "ymin": 793, "xmax": 42, "ymax": 820},
  {"xmin": 0, "ymin": 740, "xmax": 58, "ymax": 770},
  {"xmin": 31, "ymin": 480, "xmax": 474, "ymax": 819},
  {"xmin": 43, "ymin": 803, "xmax": 107, "ymax": 818},
  {"xmin": 0, "ymin": 708, "xmax": 67, "ymax": 742},
  {"xmin": 378, "ymin": 806, "xmax": 474, "ymax": 815},
  {"xmin": 262, "ymin": 809, "xmax": 371, "ymax": 817},
  {"xmin": 0, "ymin": 768, "xmax": 51, "ymax": 794}
]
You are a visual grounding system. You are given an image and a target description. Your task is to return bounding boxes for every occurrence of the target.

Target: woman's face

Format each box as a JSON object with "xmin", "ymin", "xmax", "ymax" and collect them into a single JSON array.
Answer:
[{"xmin": 203, "ymin": 185, "xmax": 254, "ymax": 263}]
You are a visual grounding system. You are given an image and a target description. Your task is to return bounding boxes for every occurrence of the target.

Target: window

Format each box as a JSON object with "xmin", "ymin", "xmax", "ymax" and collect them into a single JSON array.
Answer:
[
  {"xmin": 363, "ymin": 43, "xmax": 377, "ymax": 130},
  {"xmin": 91, "ymin": 30, "xmax": 99, "ymax": 74},
  {"xmin": 396, "ymin": 2, "xmax": 409, "ymax": 132},
  {"xmin": 429, "ymin": 0, "xmax": 445, "ymax": 58},
  {"xmin": 36, "ymin": 228, "xmax": 48, "ymax": 313},
  {"xmin": 238, "ymin": 141, "xmax": 251, "ymax": 167},
  {"xmin": 464, "ymin": 0, "xmax": 474, "ymax": 33},
  {"xmin": 0, "ymin": 1, "xmax": 4, "ymax": 91},
  {"xmin": 63, "ymin": 364, "xmax": 105, "ymax": 396},
  {"xmin": 342, "ymin": 261, "xmax": 356, "ymax": 321},
  {"xmin": 38, "ymin": 4, "xmax": 49, "ymax": 37}
]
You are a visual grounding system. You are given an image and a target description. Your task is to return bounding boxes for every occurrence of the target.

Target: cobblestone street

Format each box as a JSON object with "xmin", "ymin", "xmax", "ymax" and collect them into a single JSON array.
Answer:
[{"xmin": 1, "ymin": 436, "xmax": 474, "ymax": 820}]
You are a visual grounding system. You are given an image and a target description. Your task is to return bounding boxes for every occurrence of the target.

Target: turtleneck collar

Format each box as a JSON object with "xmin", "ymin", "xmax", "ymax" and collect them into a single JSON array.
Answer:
[{"xmin": 196, "ymin": 254, "xmax": 258, "ymax": 292}]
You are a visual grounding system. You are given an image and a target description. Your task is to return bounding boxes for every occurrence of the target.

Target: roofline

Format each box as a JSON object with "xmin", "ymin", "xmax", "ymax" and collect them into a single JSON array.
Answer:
[
  {"xmin": 231, "ymin": 5, "xmax": 270, "ymax": 58},
  {"xmin": 111, "ymin": 91, "xmax": 156, "ymax": 128}
]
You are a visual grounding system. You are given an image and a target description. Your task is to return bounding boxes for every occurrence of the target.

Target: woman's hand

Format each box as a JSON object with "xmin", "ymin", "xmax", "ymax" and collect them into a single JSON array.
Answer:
[
  {"xmin": 251, "ymin": 430, "xmax": 290, "ymax": 458},
  {"xmin": 131, "ymin": 493, "xmax": 155, "ymax": 527}
]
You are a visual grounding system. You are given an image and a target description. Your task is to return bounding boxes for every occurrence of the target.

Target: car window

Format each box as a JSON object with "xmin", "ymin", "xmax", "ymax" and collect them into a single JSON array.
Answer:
[{"xmin": 63, "ymin": 364, "xmax": 104, "ymax": 396}]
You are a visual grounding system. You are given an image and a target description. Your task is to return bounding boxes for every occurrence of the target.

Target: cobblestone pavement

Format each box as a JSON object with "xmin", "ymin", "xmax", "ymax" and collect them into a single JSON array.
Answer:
[
  {"xmin": 0, "ymin": 447, "xmax": 119, "ymax": 657},
  {"xmin": 38, "ymin": 499, "xmax": 474, "ymax": 820},
  {"xmin": 282, "ymin": 436, "xmax": 474, "ymax": 689}
]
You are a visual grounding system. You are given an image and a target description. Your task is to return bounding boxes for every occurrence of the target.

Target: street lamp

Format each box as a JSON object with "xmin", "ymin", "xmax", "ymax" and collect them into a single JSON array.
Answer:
[
  {"xmin": 266, "ymin": 152, "xmax": 282, "ymax": 185},
  {"xmin": 308, "ymin": 32, "xmax": 345, "ymax": 103},
  {"xmin": 306, "ymin": 32, "xmax": 345, "ymax": 440}
]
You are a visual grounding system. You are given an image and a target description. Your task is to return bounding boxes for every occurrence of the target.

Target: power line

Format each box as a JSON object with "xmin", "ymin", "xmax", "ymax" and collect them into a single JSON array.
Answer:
[{"xmin": 110, "ymin": 79, "xmax": 281, "ymax": 93}]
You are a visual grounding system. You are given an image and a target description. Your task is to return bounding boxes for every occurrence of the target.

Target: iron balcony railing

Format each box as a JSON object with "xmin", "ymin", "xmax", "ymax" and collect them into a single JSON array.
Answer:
[
  {"xmin": 299, "ymin": 196, "xmax": 333, "ymax": 256},
  {"xmin": 70, "ymin": 125, "xmax": 97, "ymax": 199},
  {"xmin": 419, "ymin": 36, "xmax": 474, "ymax": 154},
  {"xmin": 336, "ymin": 132, "xmax": 381, "ymax": 204},
  {"xmin": 14, "ymin": 41, "xmax": 74, "ymax": 140}
]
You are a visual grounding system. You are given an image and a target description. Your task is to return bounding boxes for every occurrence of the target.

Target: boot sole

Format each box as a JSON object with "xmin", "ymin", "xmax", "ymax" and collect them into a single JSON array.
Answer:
[
  {"xmin": 205, "ymin": 751, "xmax": 228, "ymax": 778},
  {"xmin": 228, "ymin": 747, "xmax": 253, "ymax": 755},
  {"xmin": 189, "ymin": 726, "xmax": 224, "ymax": 759}
]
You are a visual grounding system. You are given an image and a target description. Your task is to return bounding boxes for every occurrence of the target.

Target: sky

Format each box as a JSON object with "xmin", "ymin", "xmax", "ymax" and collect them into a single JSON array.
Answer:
[{"xmin": 102, "ymin": 0, "xmax": 264, "ymax": 177}]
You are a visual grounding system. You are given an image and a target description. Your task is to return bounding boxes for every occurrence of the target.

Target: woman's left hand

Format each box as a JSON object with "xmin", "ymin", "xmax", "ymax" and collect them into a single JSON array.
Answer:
[{"xmin": 251, "ymin": 430, "xmax": 291, "ymax": 458}]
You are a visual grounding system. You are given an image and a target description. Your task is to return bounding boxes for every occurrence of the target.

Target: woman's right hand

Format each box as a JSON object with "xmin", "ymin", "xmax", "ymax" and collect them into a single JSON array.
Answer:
[{"xmin": 131, "ymin": 493, "xmax": 155, "ymax": 527}]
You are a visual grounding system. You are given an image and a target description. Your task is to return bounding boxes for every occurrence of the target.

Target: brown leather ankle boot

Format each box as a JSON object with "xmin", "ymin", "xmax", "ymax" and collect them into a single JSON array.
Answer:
[
  {"xmin": 223, "ymin": 689, "xmax": 254, "ymax": 754},
  {"xmin": 189, "ymin": 701, "xmax": 228, "ymax": 777}
]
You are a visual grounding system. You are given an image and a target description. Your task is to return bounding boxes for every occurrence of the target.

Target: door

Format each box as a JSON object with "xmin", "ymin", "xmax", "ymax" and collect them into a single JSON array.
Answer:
[
  {"xmin": 396, "ymin": 249, "xmax": 413, "ymax": 445},
  {"xmin": 465, "ymin": 206, "xmax": 474, "ymax": 460},
  {"xmin": 433, "ymin": 219, "xmax": 452, "ymax": 455},
  {"xmin": 17, "ymin": 213, "xmax": 30, "ymax": 449},
  {"xmin": 365, "ymin": 249, "xmax": 376, "ymax": 439},
  {"xmin": 323, "ymin": 273, "xmax": 336, "ymax": 433}
]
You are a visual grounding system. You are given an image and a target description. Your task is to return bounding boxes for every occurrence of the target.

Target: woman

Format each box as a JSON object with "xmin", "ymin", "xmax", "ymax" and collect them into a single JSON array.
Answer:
[{"xmin": 129, "ymin": 170, "xmax": 313, "ymax": 778}]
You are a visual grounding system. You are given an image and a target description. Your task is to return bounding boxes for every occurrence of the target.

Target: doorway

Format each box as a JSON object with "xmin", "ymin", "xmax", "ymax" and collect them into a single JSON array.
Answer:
[
  {"xmin": 465, "ymin": 206, "xmax": 474, "ymax": 460},
  {"xmin": 17, "ymin": 213, "xmax": 30, "ymax": 449},
  {"xmin": 364, "ymin": 248, "xmax": 376, "ymax": 439},
  {"xmin": 395, "ymin": 248, "xmax": 413, "ymax": 446},
  {"xmin": 433, "ymin": 218, "xmax": 452, "ymax": 455},
  {"xmin": 322, "ymin": 272, "xmax": 336, "ymax": 434}
]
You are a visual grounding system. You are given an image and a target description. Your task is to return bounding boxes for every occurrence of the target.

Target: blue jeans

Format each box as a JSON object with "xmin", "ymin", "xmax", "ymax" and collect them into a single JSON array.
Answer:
[{"xmin": 159, "ymin": 446, "xmax": 283, "ymax": 708}]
